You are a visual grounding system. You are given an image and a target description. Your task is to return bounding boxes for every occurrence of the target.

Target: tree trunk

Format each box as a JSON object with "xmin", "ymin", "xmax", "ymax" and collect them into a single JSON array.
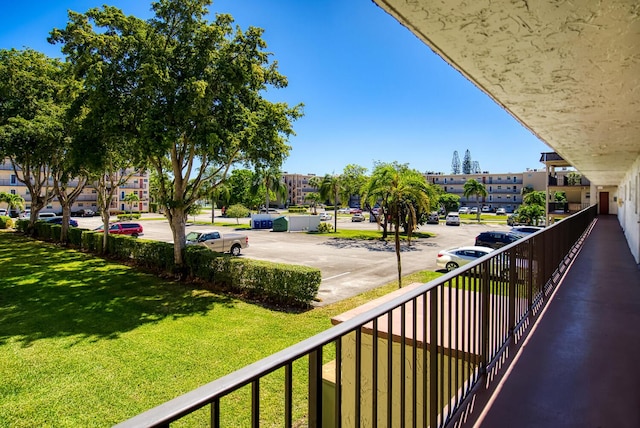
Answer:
[
  {"xmin": 168, "ymin": 208, "xmax": 187, "ymax": 270},
  {"xmin": 101, "ymin": 211, "xmax": 110, "ymax": 253},
  {"xmin": 61, "ymin": 205, "xmax": 72, "ymax": 244}
]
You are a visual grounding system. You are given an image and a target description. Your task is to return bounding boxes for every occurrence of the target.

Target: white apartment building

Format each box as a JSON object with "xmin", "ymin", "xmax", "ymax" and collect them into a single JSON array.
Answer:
[
  {"xmin": 424, "ymin": 169, "xmax": 547, "ymax": 213},
  {"xmin": 0, "ymin": 158, "xmax": 150, "ymax": 215}
]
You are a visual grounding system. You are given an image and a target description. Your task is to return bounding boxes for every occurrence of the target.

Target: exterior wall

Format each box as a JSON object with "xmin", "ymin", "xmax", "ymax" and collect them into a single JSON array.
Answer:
[
  {"xmin": 425, "ymin": 171, "xmax": 547, "ymax": 213},
  {"xmin": 617, "ymin": 155, "xmax": 640, "ymax": 263},
  {"xmin": 322, "ymin": 331, "xmax": 474, "ymax": 428},
  {"xmin": 283, "ymin": 173, "xmax": 318, "ymax": 206},
  {"xmin": 0, "ymin": 158, "xmax": 150, "ymax": 215}
]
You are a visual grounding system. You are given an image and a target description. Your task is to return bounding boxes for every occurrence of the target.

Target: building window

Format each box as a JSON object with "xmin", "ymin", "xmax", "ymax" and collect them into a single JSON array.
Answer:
[
  {"xmin": 10, "ymin": 189, "xmax": 16, "ymax": 195},
  {"xmin": 10, "ymin": 174, "xmax": 17, "ymax": 184},
  {"xmin": 497, "ymin": 186, "xmax": 502, "ymax": 190}
]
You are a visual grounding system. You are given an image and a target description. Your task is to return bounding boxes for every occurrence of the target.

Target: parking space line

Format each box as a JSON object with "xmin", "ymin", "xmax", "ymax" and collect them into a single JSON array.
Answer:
[{"xmin": 322, "ymin": 272, "xmax": 351, "ymax": 282}]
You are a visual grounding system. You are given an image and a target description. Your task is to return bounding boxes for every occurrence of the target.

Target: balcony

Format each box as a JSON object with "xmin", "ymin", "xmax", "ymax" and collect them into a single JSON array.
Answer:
[
  {"xmin": 548, "ymin": 175, "xmax": 591, "ymax": 187},
  {"xmin": 110, "ymin": 205, "xmax": 640, "ymax": 427},
  {"xmin": 548, "ymin": 202, "xmax": 590, "ymax": 215}
]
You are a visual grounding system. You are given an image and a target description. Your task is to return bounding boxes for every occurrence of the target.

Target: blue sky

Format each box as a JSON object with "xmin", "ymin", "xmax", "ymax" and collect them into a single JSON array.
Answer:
[{"xmin": 0, "ymin": 0, "xmax": 551, "ymax": 176}]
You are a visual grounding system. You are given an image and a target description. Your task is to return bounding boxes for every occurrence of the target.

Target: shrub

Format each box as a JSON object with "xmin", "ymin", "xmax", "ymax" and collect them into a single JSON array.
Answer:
[
  {"xmin": 183, "ymin": 247, "xmax": 321, "ymax": 306},
  {"xmin": 50, "ymin": 224, "xmax": 62, "ymax": 242},
  {"xmin": 34, "ymin": 221, "xmax": 53, "ymax": 241},
  {"xmin": 317, "ymin": 222, "xmax": 334, "ymax": 233},
  {"xmin": 287, "ymin": 206, "xmax": 307, "ymax": 214},
  {"xmin": 0, "ymin": 216, "xmax": 14, "ymax": 229},
  {"xmin": 68, "ymin": 227, "xmax": 85, "ymax": 247},
  {"xmin": 15, "ymin": 219, "xmax": 29, "ymax": 233},
  {"xmin": 117, "ymin": 214, "xmax": 141, "ymax": 221}
]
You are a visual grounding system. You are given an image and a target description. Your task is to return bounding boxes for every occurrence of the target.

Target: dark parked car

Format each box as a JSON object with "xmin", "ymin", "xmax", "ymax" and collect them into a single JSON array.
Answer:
[
  {"xmin": 72, "ymin": 208, "xmax": 95, "ymax": 217},
  {"xmin": 94, "ymin": 222, "xmax": 143, "ymax": 237},
  {"xmin": 46, "ymin": 217, "xmax": 79, "ymax": 227},
  {"xmin": 475, "ymin": 231, "xmax": 524, "ymax": 249}
]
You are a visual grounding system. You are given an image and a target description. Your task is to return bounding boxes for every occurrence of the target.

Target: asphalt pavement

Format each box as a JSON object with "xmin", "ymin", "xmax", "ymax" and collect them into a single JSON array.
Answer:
[{"xmin": 74, "ymin": 211, "xmax": 511, "ymax": 306}]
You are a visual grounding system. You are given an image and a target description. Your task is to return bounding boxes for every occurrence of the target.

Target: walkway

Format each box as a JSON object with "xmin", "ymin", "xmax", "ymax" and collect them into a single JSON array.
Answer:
[{"xmin": 473, "ymin": 215, "xmax": 640, "ymax": 427}]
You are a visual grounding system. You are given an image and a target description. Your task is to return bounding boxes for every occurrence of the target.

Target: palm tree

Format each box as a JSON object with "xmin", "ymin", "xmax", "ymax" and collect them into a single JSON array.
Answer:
[
  {"xmin": 305, "ymin": 192, "xmax": 322, "ymax": 215},
  {"xmin": 0, "ymin": 192, "xmax": 25, "ymax": 214},
  {"xmin": 123, "ymin": 192, "xmax": 140, "ymax": 214},
  {"xmin": 251, "ymin": 167, "xmax": 287, "ymax": 212},
  {"xmin": 363, "ymin": 164, "xmax": 431, "ymax": 287},
  {"xmin": 463, "ymin": 179, "xmax": 488, "ymax": 223},
  {"xmin": 319, "ymin": 173, "xmax": 344, "ymax": 232}
]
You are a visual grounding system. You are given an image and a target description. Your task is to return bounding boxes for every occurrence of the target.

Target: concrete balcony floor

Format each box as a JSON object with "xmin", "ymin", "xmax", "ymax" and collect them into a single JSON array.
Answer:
[{"xmin": 472, "ymin": 215, "xmax": 640, "ymax": 427}]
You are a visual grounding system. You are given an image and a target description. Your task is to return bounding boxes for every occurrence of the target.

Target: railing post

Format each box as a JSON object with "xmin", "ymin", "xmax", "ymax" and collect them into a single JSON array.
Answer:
[
  {"xmin": 480, "ymin": 263, "xmax": 490, "ymax": 371},
  {"xmin": 429, "ymin": 288, "xmax": 439, "ymax": 428},
  {"xmin": 309, "ymin": 349, "xmax": 323, "ymax": 428},
  {"xmin": 508, "ymin": 250, "xmax": 516, "ymax": 336}
]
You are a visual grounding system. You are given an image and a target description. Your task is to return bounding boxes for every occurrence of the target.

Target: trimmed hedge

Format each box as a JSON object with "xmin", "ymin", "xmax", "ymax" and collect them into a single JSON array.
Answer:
[
  {"xmin": 22, "ymin": 221, "xmax": 320, "ymax": 306},
  {"xmin": 0, "ymin": 215, "xmax": 14, "ymax": 229},
  {"xmin": 116, "ymin": 213, "xmax": 141, "ymax": 221},
  {"xmin": 287, "ymin": 206, "xmax": 307, "ymax": 214}
]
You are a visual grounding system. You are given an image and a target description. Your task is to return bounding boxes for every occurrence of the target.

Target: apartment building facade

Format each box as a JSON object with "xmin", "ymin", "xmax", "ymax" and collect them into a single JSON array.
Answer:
[
  {"xmin": 282, "ymin": 172, "xmax": 319, "ymax": 207},
  {"xmin": 424, "ymin": 169, "xmax": 547, "ymax": 213},
  {"xmin": 0, "ymin": 158, "xmax": 150, "ymax": 215}
]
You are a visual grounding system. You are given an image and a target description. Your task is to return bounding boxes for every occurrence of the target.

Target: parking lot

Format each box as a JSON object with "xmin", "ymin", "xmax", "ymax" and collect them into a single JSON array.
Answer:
[{"xmin": 74, "ymin": 213, "xmax": 511, "ymax": 306}]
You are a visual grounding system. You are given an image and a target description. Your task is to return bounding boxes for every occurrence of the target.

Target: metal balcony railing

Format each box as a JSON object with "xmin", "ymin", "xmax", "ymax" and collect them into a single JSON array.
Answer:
[{"xmin": 115, "ymin": 205, "xmax": 597, "ymax": 428}]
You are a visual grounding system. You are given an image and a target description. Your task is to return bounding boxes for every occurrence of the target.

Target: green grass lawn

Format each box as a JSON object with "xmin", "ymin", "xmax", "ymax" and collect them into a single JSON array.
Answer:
[{"xmin": 0, "ymin": 232, "xmax": 442, "ymax": 427}]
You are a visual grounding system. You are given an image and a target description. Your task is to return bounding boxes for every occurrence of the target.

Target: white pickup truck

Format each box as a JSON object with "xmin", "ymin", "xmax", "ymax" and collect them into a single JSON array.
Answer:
[{"xmin": 185, "ymin": 230, "xmax": 249, "ymax": 256}]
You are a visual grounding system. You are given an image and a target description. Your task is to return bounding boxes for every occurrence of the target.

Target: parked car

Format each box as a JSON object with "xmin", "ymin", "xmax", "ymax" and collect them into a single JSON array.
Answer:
[
  {"xmin": 46, "ymin": 217, "xmax": 79, "ymax": 227},
  {"xmin": 259, "ymin": 208, "xmax": 280, "ymax": 214},
  {"xmin": 72, "ymin": 208, "xmax": 95, "ymax": 217},
  {"xmin": 337, "ymin": 208, "xmax": 351, "ymax": 214},
  {"xmin": 351, "ymin": 213, "xmax": 365, "ymax": 222},
  {"xmin": 436, "ymin": 246, "xmax": 495, "ymax": 271},
  {"xmin": 475, "ymin": 231, "xmax": 524, "ymax": 249},
  {"xmin": 458, "ymin": 207, "xmax": 470, "ymax": 214},
  {"xmin": 93, "ymin": 222, "xmax": 143, "ymax": 237},
  {"xmin": 319, "ymin": 213, "xmax": 332, "ymax": 221},
  {"xmin": 511, "ymin": 226, "xmax": 544, "ymax": 235},
  {"xmin": 426, "ymin": 212, "xmax": 440, "ymax": 224},
  {"xmin": 445, "ymin": 212, "xmax": 460, "ymax": 226},
  {"xmin": 37, "ymin": 212, "xmax": 57, "ymax": 219},
  {"xmin": 19, "ymin": 210, "xmax": 31, "ymax": 219},
  {"xmin": 496, "ymin": 208, "xmax": 506, "ymax": 215},
  {"xmin": 349, "ymin": 208, "xmax": 362, "ymax": 214},
  {"xmin": 507, "ymin": 212, "xmax": 525, "ymax": 226},
  {"xmin": 185, "ymin": 229, "xmax": 249, "ymax": 256},
  {"xmin": 469, "ymin": 207, "xmax": 479, "ymax": 214},
  {"xmin": 482, "ymin": 206, "xmax": 491, "ymax": 213},
  {"xmin": 0, "ymin": 209, "xmax": 6, "ymax": 216}
]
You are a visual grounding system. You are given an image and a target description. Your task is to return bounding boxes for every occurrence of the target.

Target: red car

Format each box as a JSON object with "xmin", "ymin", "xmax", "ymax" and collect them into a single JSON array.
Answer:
[{"xmin": 94, "ymin": 222, "xmax": 143, "ymax": 237}]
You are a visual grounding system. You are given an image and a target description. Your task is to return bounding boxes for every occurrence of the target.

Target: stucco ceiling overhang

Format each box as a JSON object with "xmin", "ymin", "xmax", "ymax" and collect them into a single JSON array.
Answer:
[{"xmin": 372, "ymin": 0, "xmax": 640, "ymax": 185}]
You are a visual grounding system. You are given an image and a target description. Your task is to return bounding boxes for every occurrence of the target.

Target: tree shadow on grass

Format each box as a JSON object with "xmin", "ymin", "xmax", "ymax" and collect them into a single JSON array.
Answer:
[{"xmin": 0, "ymin": 233, "xmax": 235, "ymax": 347}]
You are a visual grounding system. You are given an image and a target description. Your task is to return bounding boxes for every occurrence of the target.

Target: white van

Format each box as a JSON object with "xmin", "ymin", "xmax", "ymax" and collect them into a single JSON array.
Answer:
[{"xmin": 37, "ymin": 212, "xmax": 57, "ymax": 219}]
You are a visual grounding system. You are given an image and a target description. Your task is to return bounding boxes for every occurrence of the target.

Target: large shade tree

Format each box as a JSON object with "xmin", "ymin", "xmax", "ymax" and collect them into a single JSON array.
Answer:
[
  {"xmin": 51, "ymin": 0, "xmax": 302, "ymax": 267},
  {"xmin": 0, "ymin": 49, "xmax": 66, "ymax": 230}
]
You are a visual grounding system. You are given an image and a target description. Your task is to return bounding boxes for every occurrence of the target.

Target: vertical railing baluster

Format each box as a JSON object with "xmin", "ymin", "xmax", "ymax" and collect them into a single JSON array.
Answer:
[
  {"xmin": 355, "ymin": 328, "xmax": 362, "ymax": 428},
  {"xmin": 211, "ymin": 399, "xmax": 220, "ymax": 428},
  {"xmin": 387, "ymin": 310, "xmax": 393, "ymax": 427},
  {"xmin": 429, "ymin": 287, "xmax": 438, "ymax": 428},
  {"xmin": 372, "ymin": 318, "xmax": 378, "ymax": 427},
  {"xmin": 308, "ymin": 349, "xmax": 323, "ymax": 428},
  {"xmin": 412, "ymin": 297, "xmax": 417, "ymax": 428},
  {"xmin": 285, "ymin": 363, "xmax": 292, "ymax": 428},
  {"xmin": 422, "ymin": 292, "xmax": 428, "ymax": 428},
  {"xmin": 336, "ymin": 338, "xmax": 342, "ymax": 428},
  {"xmin": 251, "ymin": 380, "xmax": 259, "ymax": 428},
  {"xmin": 400, "ymin": 303, "xmax": 406, "ymax": 428}
]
